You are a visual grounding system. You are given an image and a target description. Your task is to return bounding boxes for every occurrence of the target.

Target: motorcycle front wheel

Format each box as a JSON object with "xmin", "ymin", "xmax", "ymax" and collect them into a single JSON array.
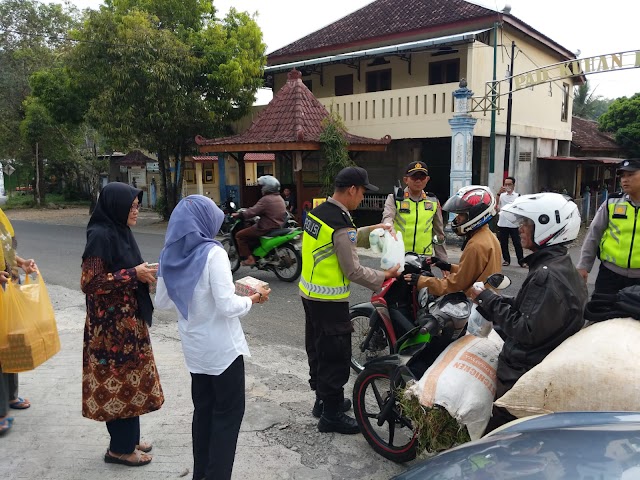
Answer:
[
  {"xmin": 221, "ymin": 237, "xmax": 240, "ymax": 273},
  {"xmin": 350, "ymin": 311, "xmax": 392, "ymax": 373},
  {"xmin": 353, "ymin": 366, "xmax": 417, "ymax": 463},
  {"xmin": 272, "ymin": 243, "xmax": 302, "ymax": 282}
]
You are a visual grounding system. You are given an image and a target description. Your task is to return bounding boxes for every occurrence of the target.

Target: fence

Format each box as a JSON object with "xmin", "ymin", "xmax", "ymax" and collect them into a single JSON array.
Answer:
[{"xmin": 575, "ymin": 191, "xmax": 608, "ymax": 224}]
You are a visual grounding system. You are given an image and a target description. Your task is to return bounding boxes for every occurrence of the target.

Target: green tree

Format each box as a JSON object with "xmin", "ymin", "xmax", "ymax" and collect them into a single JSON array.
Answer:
[
  {"xmin": 319, "ymin": 111, "xmax": 355, "ymax": 196},
  {"xmin": 598, "ymin": 93, "xmax": 640, "ymax": 157},
  {"xmin": 573, "ymin": 80, "xmax": 612, "ymax": 120},
  {"xmin": 67, "ymin": 1, "xmax": 265, "ymax": 218},
  {"xmin": 0, "ymin": 0, "xmax": 79, "ymax": 200}
]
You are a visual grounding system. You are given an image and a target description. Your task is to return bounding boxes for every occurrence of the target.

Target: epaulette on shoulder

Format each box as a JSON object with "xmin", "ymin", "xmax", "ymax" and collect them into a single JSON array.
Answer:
[
  {"xmin": 608, "ymin": 192, "xmax": 624, "ymax": 199},
  {"xmin": 425, "ymin": 191, "xmax": 438, "ymax": 198}
]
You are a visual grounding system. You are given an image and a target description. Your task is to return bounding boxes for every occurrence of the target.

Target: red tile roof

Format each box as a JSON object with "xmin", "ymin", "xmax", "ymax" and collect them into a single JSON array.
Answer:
[
  {"xmin": 571, "ymin": 116, "xmax": 622, "ymax": 152},
  {"xmin": 195, "ymin": 69, "xmax": 391, "ymax": 149},
  {"xmin": 117, "ymin": 150, "xmax": 154, "ymax": 166},
  {"xmin": 267, "ymin": 0, "xmax": 574, "ymax": 64}
]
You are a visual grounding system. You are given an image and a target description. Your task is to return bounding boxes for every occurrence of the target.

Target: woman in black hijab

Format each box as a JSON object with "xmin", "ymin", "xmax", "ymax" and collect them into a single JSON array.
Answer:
[{"xmin": 81, "ymin": 182, "xmax": 164, "ymax": 467}]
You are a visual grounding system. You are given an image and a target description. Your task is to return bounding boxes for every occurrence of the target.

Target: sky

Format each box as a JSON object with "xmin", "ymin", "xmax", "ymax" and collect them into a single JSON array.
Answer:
[{"xmin": 56, "ymin": 0, "xmax": 640, "ymax": 102}]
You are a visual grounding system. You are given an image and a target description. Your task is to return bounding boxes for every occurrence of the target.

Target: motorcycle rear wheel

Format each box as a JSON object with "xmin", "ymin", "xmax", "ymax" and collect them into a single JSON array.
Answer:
[
  {"xmin": 350, "ymin": 312, "xmax": 392, "ymax": 373},
  {"xmin": 272, "ymin": 244, "xmax": 302, "ymax": 282},
  {"xmin": 221, "ymin": 237, "xmax": 240, "ymax": 273},
  {"xmin": 353, "ymin": 366, "xmax": 417, "ymax": 463}
]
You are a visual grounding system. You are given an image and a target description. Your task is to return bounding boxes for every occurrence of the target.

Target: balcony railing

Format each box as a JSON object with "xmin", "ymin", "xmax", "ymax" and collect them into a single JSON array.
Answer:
[{"xmin": 317, "ymin": 83, "xmax": 458, "ymax": 137}]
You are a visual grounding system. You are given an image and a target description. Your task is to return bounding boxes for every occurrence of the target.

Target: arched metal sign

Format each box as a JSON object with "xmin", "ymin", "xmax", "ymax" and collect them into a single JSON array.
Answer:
[{"xmin": 472, "ymin": 49, "xmax": 640, "ymax": 113}]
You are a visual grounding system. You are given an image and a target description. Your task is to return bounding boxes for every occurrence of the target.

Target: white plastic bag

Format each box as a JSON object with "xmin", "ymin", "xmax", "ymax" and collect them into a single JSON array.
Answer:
[
  {"xmin": 467, "ymin": 303, "xmax": 493, "ymax": 338},
  {"xmin": 369, "ymin": 227, "xmax": 404, "ymax": 273}
]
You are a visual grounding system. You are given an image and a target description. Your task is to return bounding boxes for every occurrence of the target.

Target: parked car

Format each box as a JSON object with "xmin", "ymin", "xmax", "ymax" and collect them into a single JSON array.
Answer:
[{"xmin": 392, "ymin": 412, "xmax": 640, "ymax": 480}]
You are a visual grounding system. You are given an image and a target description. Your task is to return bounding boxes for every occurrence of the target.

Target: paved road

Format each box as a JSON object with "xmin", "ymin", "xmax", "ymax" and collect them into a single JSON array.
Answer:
[{"xmin": 2, "ymin": 215, "xmax": 596, "ymax": 479}]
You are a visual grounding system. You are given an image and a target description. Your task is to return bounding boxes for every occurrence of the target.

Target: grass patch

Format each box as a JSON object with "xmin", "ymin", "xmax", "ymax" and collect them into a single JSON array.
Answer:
[
  {"xmin": 4, "ymin": 193, "xmax": 90, "ymax": 210},
  {"xmin": 400, "ymin": 388, "xmax": 470, "ymax": 453}
]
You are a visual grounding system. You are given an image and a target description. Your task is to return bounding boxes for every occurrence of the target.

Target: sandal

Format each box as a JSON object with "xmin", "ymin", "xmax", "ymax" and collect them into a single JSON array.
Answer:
[
  {"xmin": 136, "ymin": 442, "xmax": 152, "ymax": 453},
  {"xmin": 0, "ymin": 417, "xmax": 14, "ymax": 435},
  {"xmin": 502, "ymin": 261, "xmax": 509, "ymax": 267},
  {"xmin": 9, "ymin": 397, "xmax": 30, "ymax": 409},
  {"xmin": 104, "ymin": 449, "xmax": 152, "ymax": 467}
]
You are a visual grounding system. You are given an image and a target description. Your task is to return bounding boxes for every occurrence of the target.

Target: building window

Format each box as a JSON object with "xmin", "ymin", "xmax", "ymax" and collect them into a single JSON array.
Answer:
[
  {"xmin": 183, "ymin": 161, "xmax": 195, "ymax": 183},
  {"xmin": 366, "ymin": 69, "xmax": 391, "ymax": 93},
  {"xmin": 303, "ymin": 79, "xmax": 313, "ymax": 91},
  {"xmin": 335, "ymin": 74, "xmax": 354, "ymax": 96},
  {"xmin": 561, "ymin": 83, "xmax": 569, "ymax": 122},
  {"xmin": 428, "ymin": 59, "xmax": 460, "ymax": 85}
]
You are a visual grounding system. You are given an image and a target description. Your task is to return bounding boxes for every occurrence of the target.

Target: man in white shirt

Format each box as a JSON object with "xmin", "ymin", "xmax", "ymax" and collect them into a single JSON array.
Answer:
[{"xmin": 497, "ymin": 177, "xmax": 526, "ymax": 267}]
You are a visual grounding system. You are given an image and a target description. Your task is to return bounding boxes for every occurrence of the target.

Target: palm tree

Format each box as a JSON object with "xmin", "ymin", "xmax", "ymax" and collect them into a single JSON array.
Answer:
[{"xmin": 573, "ymin": 80, "xmax": 611, "ymax": 120}]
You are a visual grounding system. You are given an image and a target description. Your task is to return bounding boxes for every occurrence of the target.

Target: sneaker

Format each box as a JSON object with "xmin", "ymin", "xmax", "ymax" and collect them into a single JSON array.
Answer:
[
  {"xmin": 312, "ymin": 398, "xmax": 352, "ymax": 418},
  {"xmin": 502, "ymin": 261, "xmax": 510, "ymax": 267},
  {"xmin": 317, "ymin": 412, "xmax": 361, "ymax": 434}
]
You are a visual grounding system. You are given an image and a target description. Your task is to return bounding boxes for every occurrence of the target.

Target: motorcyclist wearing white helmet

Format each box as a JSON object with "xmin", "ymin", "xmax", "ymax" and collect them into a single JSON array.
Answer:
[
  {"xmin": 232, "ymin": 175, "xmax": 286, "ymax": 266},
  {"xmin": 470, "ymin": 192, "xmax": 587, "ymax": 434},
  {"xmin": 405, "ymin": 185, "xmax": 501, "ymax": 297}
]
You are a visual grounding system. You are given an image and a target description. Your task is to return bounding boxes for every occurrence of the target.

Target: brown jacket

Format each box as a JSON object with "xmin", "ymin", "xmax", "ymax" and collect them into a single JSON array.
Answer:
[
  {"xmin": 419, "ymin": 225, "xmax": 501, "ymax": 297},
  {"xmin": 241, "ymin": 193, "xmax": 287, "ymax": 232}
]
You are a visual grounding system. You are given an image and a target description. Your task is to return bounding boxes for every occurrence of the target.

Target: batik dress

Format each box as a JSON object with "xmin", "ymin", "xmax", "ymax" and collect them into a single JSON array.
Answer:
[{"xmin": 81, "ymin": 257, "xmax": 164, "ymax": 422}]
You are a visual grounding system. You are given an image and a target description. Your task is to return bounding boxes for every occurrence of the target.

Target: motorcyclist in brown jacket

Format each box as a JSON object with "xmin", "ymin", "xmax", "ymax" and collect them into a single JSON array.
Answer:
[{"xmin": 232, "ymin": 176, "xmax": 286, "ymax": 266}]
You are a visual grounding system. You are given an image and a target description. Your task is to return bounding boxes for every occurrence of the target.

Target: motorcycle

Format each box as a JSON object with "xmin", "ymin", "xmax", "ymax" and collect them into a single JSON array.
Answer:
[
  {"xmin": 352, "ymin": 273, "xmax": 510, "ymax": 463},
  {"xmin": 350, "ymin": 254, "xmax": 435, "ymax": 373},
  {"xmin": 219, "ymin": 196, "xmax": 238, "ymax": 235},
  {"xmin": 221, "ymin": 208, "xmax": 303, "ymax": 282}
]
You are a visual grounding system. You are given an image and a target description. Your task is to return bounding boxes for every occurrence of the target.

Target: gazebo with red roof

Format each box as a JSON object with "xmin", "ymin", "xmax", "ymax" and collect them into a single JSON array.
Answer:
[{"xmin": 195, "ymin": 68, "xmax": 391, "ymax": 216}]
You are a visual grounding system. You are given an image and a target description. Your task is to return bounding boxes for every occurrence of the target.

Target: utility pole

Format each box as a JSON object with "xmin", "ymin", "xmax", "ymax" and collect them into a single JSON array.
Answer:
[
  {"xmin": 503, "ymin": 40, "xmax": 516, "ymax": 179},
  {"xmin": 489, "ymin": 21, "xmax": 499, "ymax": 174}
]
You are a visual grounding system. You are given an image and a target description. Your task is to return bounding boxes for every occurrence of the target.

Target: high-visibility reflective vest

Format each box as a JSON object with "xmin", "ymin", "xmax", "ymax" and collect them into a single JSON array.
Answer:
[
  {"xmin": 599, "ymin": 194, "xmax": 640, "ymax": 269},
  {"xmin": 394, "ymin": 190, "xmax": 438, "ymax": 255},
  {"xmin": 299, "ymin": 201, "xmax": 354, "ymax": 300}
]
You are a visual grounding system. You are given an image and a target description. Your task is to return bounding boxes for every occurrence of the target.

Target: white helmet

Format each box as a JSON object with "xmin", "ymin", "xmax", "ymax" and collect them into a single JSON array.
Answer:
[
  {"xmin": 258, "ymin": 175, "xmax": 280, "ymax": 195},
  {"xmin": 501, "ymin": 192, "xmax": 580, "ymax": 247},
  {"xmin": 443, "ymin": 185, "xmax": 497, "ymax": 236}
]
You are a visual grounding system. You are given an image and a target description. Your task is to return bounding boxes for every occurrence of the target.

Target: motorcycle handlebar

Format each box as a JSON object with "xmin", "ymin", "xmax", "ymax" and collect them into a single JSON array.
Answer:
[{"xmin": 419, "ymin": 317, "xmax": 441, "ymax": 336}]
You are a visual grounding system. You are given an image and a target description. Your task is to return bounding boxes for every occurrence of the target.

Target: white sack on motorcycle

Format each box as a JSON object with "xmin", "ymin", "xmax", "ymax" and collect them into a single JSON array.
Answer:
[
  {"xmin": 406, "ymin": 330, "xmax": 504, "ymax": 440},
  {"xmin": 495, "ymin": 317, "xmax": 640, "ymax": 418}
]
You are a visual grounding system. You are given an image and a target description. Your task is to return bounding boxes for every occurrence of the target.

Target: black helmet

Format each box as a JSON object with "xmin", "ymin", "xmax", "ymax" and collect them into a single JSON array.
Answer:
[{"xmin": 404, "ymin": 252, "xmax": 422, "ymax": 274}]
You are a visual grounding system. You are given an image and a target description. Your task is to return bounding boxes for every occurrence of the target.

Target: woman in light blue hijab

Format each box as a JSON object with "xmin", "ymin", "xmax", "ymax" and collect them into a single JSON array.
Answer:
[{"xmin": 156, "ymin": 195, "xmax": 270, "ymax": 480}]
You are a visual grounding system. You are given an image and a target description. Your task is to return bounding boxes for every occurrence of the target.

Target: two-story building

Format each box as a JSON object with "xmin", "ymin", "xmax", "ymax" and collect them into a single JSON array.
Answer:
[{"xmin": 263, "ymin": 0, "xmax": 582, "ymax": 201}]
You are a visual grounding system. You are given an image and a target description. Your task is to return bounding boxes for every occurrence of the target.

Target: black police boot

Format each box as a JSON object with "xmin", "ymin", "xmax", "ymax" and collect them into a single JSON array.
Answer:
[
  {"xmin": 312, "ymin": 397, "xmax": 352, "ymax": 418},
  {"xmin": 317, "ymin": 399, "xmax": 360, "ymax": 434}
]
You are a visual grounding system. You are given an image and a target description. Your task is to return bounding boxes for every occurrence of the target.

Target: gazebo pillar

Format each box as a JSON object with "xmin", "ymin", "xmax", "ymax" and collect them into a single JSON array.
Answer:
[
  {"xmin": 237, "ymin": 152, "xmax": 246, "ymax": 206},
  {"xmin": 294, "ymin": 151, "xmax": 303, "ymax": 222}
]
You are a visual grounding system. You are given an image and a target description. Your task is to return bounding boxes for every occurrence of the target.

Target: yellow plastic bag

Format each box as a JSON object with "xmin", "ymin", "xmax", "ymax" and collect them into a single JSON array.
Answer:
[{"xmin": 0, "ymin": 273, "xmax": 61, "ymax": 373}]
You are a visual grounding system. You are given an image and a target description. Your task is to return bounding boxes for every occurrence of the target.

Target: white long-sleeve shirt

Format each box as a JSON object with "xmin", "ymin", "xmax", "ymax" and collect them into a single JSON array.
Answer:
[{"xmin": 155, "ymin": 246, "xmax": 253, "ymax": 375}]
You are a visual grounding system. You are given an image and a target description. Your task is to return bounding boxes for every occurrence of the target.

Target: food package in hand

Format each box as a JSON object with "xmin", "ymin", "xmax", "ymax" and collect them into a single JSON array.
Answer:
[
  {"xmin": 235, "ymin": 276, "xmax": 269, "ymax": 297},
  {"xmin": 370, "ymin": 228, "xmax": 405, "ymax": 274}
]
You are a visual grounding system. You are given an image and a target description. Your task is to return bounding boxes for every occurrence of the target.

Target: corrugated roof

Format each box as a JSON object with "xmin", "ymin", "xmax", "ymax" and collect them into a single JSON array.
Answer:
[
  {"xmin": 117, "ymin": 150, "xmax": 154, "ymax": 166},
  {"xmin": 195, "ymin": 69, "xmax": 391, "ymax": 148},
  {"xmin": 539, "ymin": 156, "xmax": 623, "ymax": 165},
  {"xmin": 192, "ymin": 154, "xmax": 275, "ymax": 162}
]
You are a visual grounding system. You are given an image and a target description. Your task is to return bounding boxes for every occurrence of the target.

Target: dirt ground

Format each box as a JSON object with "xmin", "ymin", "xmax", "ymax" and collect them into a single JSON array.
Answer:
[{"xmin": 4, "ymin": 206, "xmax": 164, "ymax": 229}]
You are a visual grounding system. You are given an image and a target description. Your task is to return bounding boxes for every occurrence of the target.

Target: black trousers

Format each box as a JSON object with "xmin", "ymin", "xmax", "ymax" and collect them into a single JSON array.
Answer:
[
  {"xmin": 498, "ymin": 226, "xmax": 524, "ymax": 265},
  {"xmin": 594, "ymin": 264, "xmax": 640, "ymax": 295},
  {"xmin": 106, "ymin": 416, "xmax": 140, "ymax": 454},
  {"xmin": 191, "ymin": 355, "xmax": 245, "ymax": 480},
  {"xmin": 483, "ymin": 378, "xmax": 517, "ymax": 435},
  {"xmin": 302, "ymin": 297, "xmax": 351, "ymax": 411}
]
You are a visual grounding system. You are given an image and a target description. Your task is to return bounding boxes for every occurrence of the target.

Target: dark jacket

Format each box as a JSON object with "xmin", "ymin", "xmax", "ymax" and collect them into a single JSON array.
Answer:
[
  {"xmin": 477, "ymin": 245, "xmax": 587, "ymax": 390},
  {"xmin": 241, "ymin": 193, "xmax": 286, "ymax": 232}
]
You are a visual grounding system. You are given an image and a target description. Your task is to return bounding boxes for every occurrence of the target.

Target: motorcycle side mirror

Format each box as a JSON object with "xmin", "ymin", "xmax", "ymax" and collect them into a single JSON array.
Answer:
[
  {"xmin": 418, "ymin": 288, "xmax": 430, "ymax": 308},
  {"xmin": 485, "ymin": 273, "xmax": 511, "ymax": 290},
  {"xmin": 433, "ymin": 235, "xmax": 445, "ymax": 246},
  {"xmin": 229, "ymin": 202, "xmax": 236, "ymax": 209}
]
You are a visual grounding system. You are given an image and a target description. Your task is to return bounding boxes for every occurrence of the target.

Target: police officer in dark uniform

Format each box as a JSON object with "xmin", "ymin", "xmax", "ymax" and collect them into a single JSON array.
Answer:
[
  {"xmin": 299, "ymin": 167, "xmax": 400, "ymax": 434},
  {"xmin": 382, "ymin": 161, "xmax": 448, "ymax": 260}
]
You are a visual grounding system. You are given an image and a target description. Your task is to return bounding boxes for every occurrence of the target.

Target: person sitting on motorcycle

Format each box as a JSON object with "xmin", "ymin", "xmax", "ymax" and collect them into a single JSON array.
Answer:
[
  {"xmin": 404, "ymin": 185, "xmax": 502, "ymax": 297},
  {"xmin": 232, "ymin": 175, "xmax": 286, "ymax": 266},
  {"xmin": 469, "ymin": 193, "xmax": 587, "ymax": 434}
]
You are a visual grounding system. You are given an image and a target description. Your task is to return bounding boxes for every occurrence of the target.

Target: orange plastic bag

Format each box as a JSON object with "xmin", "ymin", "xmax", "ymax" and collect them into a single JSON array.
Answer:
[{"xmin": 0, "ymin": 273, "xmax": 61, "ymax": 373}]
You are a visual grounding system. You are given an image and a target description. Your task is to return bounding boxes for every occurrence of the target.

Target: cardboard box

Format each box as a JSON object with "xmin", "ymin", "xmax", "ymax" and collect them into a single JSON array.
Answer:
[{"xmin": 235, "ymin": 276, "xmax": 269, "ymax": 297}]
